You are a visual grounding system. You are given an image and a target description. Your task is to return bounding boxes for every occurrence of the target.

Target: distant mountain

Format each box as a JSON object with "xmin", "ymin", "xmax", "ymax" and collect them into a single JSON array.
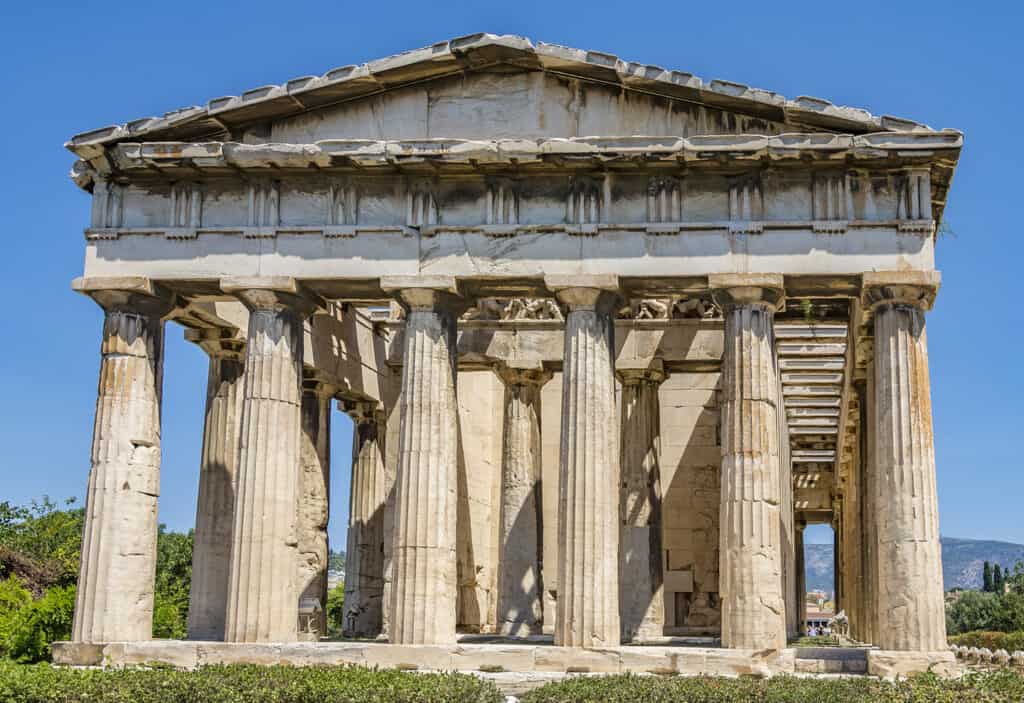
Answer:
[{"xmin": 804, "ymin": 537, "xmax": 1024, "ymax": 594}]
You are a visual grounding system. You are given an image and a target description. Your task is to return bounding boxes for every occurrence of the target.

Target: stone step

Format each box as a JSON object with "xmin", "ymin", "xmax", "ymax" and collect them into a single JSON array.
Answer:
[{"xmin": 793, "ymin": 647, "xmax": 869, "ymax": 674}]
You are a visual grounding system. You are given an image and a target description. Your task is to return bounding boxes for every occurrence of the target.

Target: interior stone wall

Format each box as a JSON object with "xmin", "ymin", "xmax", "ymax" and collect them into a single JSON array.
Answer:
[
  {"xmin": 455, "ymin": 370, "xmax": 504, "ymax": 632},
  {"xmin": 660, "ymin": 371, "xmax": 722, "ymax": 634}
]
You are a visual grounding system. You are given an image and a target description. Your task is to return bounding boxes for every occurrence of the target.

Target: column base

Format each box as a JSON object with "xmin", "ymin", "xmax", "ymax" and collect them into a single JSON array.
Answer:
[{"xmin": 866, "ymin": 650, "xmax": 959, "ymax": 679}]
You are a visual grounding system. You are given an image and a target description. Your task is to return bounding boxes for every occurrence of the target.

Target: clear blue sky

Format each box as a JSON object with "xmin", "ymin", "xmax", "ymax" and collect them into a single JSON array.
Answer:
[{"xmin": 1, "ymin": 1, "xmax": 1020, "ymax": 550}]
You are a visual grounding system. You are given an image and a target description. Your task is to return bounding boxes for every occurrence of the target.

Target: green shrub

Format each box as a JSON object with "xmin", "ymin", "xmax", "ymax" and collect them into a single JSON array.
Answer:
[
  {"xmin": 950, "ymin": 630, "xmax": 1024, "ymax": 652},
  {"xmin": 521, "ymin": 671, "xmax": 1024, "ymax": 703},
  {"xmin": 2, "ymin": 585, "xmax": 75, "ymax": 663},
  {"xmin": 326, "ymin": 582, "xmax": 345, "ymax": 637},
  {"xmin": 0, "ymin": 577, "xmax": 31, "ymax": 657},
  {"xmin": 947, "ymin": 590, "xmax": 1024, "ymax": 635},
  {"xmin": 0, "ymin": 662, "xmax": 503, "ymax": 702}
]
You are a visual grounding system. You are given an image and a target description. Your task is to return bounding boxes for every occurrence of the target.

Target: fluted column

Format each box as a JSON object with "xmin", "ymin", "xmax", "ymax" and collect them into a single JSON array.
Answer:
[
  {"xmin": 864, "ymin": 272, "xmax": 946, "ymax": 652},
  {"xmin": 856, "ymin": 379, "xmax": 877, "ymax": 644},
  {"xmin": 342, "ymin": 400, "xmax": 387, "ymax": 638},
  {"xmin": 711, "ymin": 273, "xmax": 787, "ymax": 651},
  {"xmin": 495, "ymin": 362, "xmax": 551, "ymax": 637},
  {"xmin": 186, "ymin": 330, "xmax": 245, "ymax": 641},
  {"xmin": 297, "ymin": 375, "xmax": 333, "ymax": 639},
  {"xmin": 617, "ymin": 361, "xmax": 666, "ymax": 643},
  {"xmin": 222, "ymin": 277, "xmax": 319, "ymax": 643},
  {"xmin": 381, "ymin": 277, "xmax": 463, "ymax": 645},
  {"xmin": 71, "ymin": 278, "xmax": 175, "ymax": 642},
  {"xmin": 795, "ymin": 520, "xmax": 806, "ymax": 635},
  {"xmin": 546, "ymin": 275, "xmax": 621, "ymax": 648}
]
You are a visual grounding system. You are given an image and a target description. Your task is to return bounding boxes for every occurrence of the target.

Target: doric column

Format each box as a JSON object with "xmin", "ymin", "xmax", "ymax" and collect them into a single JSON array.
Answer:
[
  {"xmin": 795, "ymin": 520, "xmax": 806, "ymax": 635},
  {"xmin": 221, "ymin": 277, "xmax": 320, "ymax": 643},
  {"xmin": 864, "ymin": 271, "xmax": 946, "ymax": 652},
  {"xmin": 380, "ymin": 276, "xmax": 464, "ymax": 645},
  {"xmin": 832, "ymin": 509, "xmax": 842, "ymax": 612},
  {"xmin": 494, "ymin": 361, "xmax": 551, "ymax": 637},
  {"xmin": 186, "ymin": 329, "xmax": 245, "ymax": 641},
  {"xmin": 297, "ymin": 374, "xmax": 333, "ymax": 640},
  {"xmin": 856, "ymin": 378, "xmax": 877, "ymax": 644},
  {"xmin": 342, "ymin": 400, "xmax": 387, "ymax": 638},
  {"xmin": 546, "ymin": 275, "xmax": 621, "ymax": 648},
  {"xmin": 70, "ymin": 277, "xmax": 175, "ymax": 642},
  {"xmin": 710, "ymin": 273, "xmax": 787, "ymax": 651},
  {"xmin": 617, "ymin": 360, "xmax": 666, "ymax": 643}
]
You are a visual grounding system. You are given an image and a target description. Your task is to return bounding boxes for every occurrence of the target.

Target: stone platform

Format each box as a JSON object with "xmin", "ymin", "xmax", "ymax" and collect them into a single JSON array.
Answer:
[{"xmin": 51, "ymin": 640, "xmax": 958, "ymax": 680}]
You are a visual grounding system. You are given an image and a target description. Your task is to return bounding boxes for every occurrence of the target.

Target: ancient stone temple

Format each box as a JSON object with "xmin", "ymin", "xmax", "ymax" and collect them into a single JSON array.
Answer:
[{"xmin": 55, "ymin": 34, "xmax": 962, "ymax": 678}]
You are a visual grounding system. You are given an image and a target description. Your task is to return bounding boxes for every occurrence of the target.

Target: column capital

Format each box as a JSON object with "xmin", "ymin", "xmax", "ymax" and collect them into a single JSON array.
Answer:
[
  {"xmin": 616, "ymin": 358, "xmax": 666, "ymax": 385},
  {"xmin": 544, "ymin": 274, "xmax": 621, "ymax": 314},
  {"xmin": 302, "ymin": 369, "xmax": 337, "ymax": 398},
  {"xmin": 184, "ymin": 327, "xmax": 245, "ymax": 360},
  {"xmin": 708, "ymin": 273, "xmax": 785, "ymax": 312},
  {"xmin": 220, "ymin": 276, "xmax": 324, "ymax": 317},
  {"xmin": 862, "ymin": 271, "xmax": 940, "ymax": 312},
  {"xmin": 339, "ymin": 398, "xmax": 382, "ymax": 425},
  {"xmin": 495, "ymin": 360, "xmax": 552, "ymax": 387},
  {"xmin": 380, "ymin": 275, "xmax": 466, "ymax": 314},
  {"xmin": 72, "ymin": 276, "xmax": 177, "ymax": 317}
]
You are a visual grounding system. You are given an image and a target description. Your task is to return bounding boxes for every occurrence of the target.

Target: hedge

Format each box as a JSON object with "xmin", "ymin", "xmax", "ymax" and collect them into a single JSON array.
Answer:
[
  {"xmin": 950, "ymin": 630, "xmax": 1024, "ymax": 653},
  {"xmin": 0, "ymin": 662, "xmax": 504, "ymax": 703},
  {"xmin": 520, "ymin": 671, "xmax": 1024, "ymax": 703}
]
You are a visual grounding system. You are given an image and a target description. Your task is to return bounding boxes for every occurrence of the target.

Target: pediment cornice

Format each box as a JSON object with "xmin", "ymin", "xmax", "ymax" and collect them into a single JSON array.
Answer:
[{"xmin": 66, "ymin": 33, "xmax": 947, "ymax": 161}]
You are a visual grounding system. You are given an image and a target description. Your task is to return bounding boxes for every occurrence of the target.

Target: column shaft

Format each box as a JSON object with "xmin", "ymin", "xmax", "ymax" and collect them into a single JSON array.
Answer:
[
  {"xmin": 495, "ymin": 366, "xmax": 549, "ymax": 637},
  {"xmin": 795, "ymin": 522, "xmax": 806, "ymax": 635},
  {"xmin": 553, "ymin": 285, "xmax": 620, "ymax": 648},
  {"xmin": 344, "ymin": 404, "xmax": 386, "ymax": 637},
  {"xmin": 713, "ymin": 275, "xmax": 787, "ymax": 651},
  {"xmin": 297, "ymin": 384, "xmax": 332, "ymax": 639},
  {"xmin": 224, "ymin": 288, "xmax": 310, "ymax": 643},
  {"xmin": 618, "ymin": 366, "xmax": 665, "ymax": 642},
  {"xmin": 872, "ymin": 298, "xmax": 946, "ymax": 651},
  {"xmin": 388, "ymin": 293, "xmax": 460, "ymax": 644},
  {"xmin": 188, "ymin": 352, "xmax": 244, "ymax": 641},
  {"xmin": 73, "ymin": 297, "xmax": 169, "ymax": 642}
]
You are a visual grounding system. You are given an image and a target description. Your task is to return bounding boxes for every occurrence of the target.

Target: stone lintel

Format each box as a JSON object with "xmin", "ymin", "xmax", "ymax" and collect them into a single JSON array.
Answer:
[
  {"xmin": 220, "ymin": 276, "xmax": 324, "ymax": 316},
  {"xmin": 616, "ymin": 358, "xmax": 666, "ymax": 384},
  {"xmin": 72, "ymin": 275, "xmax": 177, "ymax": 316},
  {"xmin": 708, "ymin": 273, "xmax": 785, "ymax": 311},
  {"xmin": 862, "ymin": 270, "xmax": 941, "ymax": 311}
]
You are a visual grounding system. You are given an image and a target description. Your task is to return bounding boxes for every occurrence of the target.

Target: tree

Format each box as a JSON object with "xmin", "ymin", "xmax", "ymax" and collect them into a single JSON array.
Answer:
[
  {"xmin": 983, "ymin": 561, "xmax": 994, "ymax": 592},
  {"xmin": 326, "ymin": 582, "xmax": 345, "ymax": 638},
  {"xmin": 994, "ymin": 564, "xmax": 1004, "ymax": 593},
  {"xmin": 152, "ymin": 526, "xmax": 193, "ymax": 639}
]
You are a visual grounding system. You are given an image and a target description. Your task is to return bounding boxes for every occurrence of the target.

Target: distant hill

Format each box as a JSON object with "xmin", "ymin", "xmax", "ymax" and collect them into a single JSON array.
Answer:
[{"xmin": 805, "ymin": 537, "xmax": 1024, "ymax": 594}]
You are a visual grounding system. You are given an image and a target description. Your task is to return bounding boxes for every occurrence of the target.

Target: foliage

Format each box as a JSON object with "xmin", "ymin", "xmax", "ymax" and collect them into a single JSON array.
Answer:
[
  {"xmin": 0, "ymin": 498, "xmax": 83, "ymax": 595},
  {"xmin": 152, "ymin": 526, "xmax": 193, "ymax": 640},
  {"xmin": 950, "ymin": 630, "xmax": 1024, "ymax": 652},
  {"xmin": 327, "ymin": 550, "xmax": 347, "ymax": 573},
  {"xmin": 0, "ymin": 585, "xmax": 75, "ymax": 663},
  {"xmin": 995, "ymin": 564, "xmax": 1005, "ymax": 592},
  {"xmin": 325, "ymin": 582, "xmax": 345, "ymax": 637},
  {"xmin": 985, "ymin": 561, "xmax": 994, "ymax": 592},
  {"xmin": 0, "ymin": 499, "xmax": 195, "ymax": 660},
  {"xmin": 0, "ymin": 578, "xmax": 32, "ymax": 655},
  {"xmin": 0, "ymin": 662, "xmax": 503, "ymax": 703},
  {"xmin": 790, "ymin": 634, "xmax": 840, "ymax": 647},
  {"xmin": 947, "ymin": 589, "xmax": 1024, "ymax": 635},
  {"xmin": 521, "ymin": 671, "xmax": 1024, "ymax": 703}
]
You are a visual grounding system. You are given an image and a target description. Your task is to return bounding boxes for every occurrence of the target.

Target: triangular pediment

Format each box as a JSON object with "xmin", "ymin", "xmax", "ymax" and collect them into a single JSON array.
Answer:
[{"xmin": 67, "ymin": 33, "xmax": 936, "ymax": 158}]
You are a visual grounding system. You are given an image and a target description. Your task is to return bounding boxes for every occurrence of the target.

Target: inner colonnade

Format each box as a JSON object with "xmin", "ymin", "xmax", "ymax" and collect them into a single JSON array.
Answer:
[{"xmin": 68, "ymin": 270, "xmax": 946, "ymax": 654}]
